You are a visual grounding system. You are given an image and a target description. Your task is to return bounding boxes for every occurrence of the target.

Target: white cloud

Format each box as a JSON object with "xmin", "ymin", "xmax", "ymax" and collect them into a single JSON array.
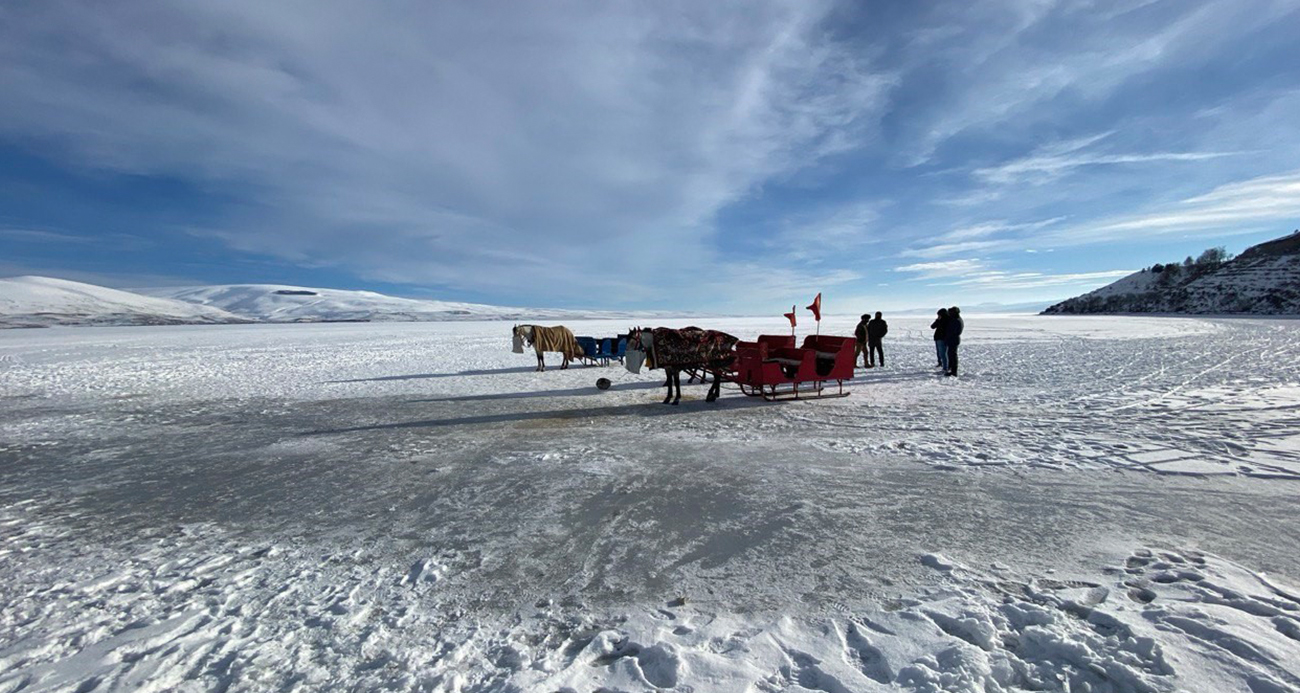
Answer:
[
  {"xmin": 894, "ymin": 259, "xmax": 986, "ymax": 278},
  {"xmin": 0, "ymin": 1, "xmax": 893, "ymax": 304},
  {"xmin": 1049, "ymin": 170, "xmax": 1300, "ymax": 244},
  {"xmin": 974, "ymin": 149, "xmax": 1241, "ymax": 186},
  {"xmin": 0, "ymin": 228, "xmax": 92, "ymax": 244},
  {"xmin": 894, "ymin": 257, "xmax": 1132, "ymax": 293},
  {"xmin": 952, "ymin": 269, "xmax": 1133, "ymax": 290},
  {"xmin": 896, "ymin": 0, "xmax": 1295, "ymax": 164},
  {"xmin": 899, "ymin": 217, "xmax": 1064, "ymax": 259},
  {"xmin": 898, "ymin": 241, "xmax": 1006, "ymax": 260}
]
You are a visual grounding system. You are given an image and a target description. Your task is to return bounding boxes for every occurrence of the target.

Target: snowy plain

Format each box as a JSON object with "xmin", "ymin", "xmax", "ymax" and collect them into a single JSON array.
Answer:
[{"xmin": 2, "ymin": 315, "xmax": 1299, "ymax": 692}]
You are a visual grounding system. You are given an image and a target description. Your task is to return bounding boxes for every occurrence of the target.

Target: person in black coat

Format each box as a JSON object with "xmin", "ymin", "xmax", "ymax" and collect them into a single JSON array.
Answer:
[
  {"xmin": 854, "ymin": 314, "xmax": 870, "ymax": 368},
  {"xmin": 931, "ymin": 308, "xmax": 949, "ymax": 370},
  {"xmin": 866, "ymin": 311, "xmax": 888, "ymax": 367},
  {"xmin": 944, "ymin": 306, "xmax": 963, "ymax": 376}
]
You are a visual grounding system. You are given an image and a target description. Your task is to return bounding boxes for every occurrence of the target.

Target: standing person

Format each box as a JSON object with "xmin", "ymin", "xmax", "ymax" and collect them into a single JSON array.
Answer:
[
  {"xmin": 931, "ymin": 308, "xmax": 949, "ymax": 371},
  {"xmin": 866, "ymin": 311, "xmax": 888, "ymax": 367},
  {"xmin": 944, "ymin": 306, "xmax": 963, "ymax": 377},
  {"xmin": 854, "ymin": 314, "xmax": 870, "ymax": 368}
]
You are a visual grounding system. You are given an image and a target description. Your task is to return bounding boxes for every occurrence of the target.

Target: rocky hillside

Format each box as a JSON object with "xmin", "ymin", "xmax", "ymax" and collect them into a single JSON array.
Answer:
[{"xmin": 1043, "ymin": 231, "xmax": 1300, "ymax": 315}]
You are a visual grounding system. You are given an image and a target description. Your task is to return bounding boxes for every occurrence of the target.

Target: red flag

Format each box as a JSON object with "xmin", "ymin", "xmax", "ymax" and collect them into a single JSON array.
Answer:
[
  {"xmin": 806, "ymin": 293, "xmax": 822, "ymax": 322},
  {"xmin": 783, "ymin": 305, "xmax": 797, "ymax": 328}
]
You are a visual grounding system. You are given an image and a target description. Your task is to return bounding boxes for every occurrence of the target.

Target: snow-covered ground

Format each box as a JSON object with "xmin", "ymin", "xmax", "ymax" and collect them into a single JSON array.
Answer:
[
  {"xmin": 2, "ymin": 315, "xmax": 1299, "ymax": 691},
  {"xmin": 0, "ymin": 277, "xmax": 246, "ymax": 328}
]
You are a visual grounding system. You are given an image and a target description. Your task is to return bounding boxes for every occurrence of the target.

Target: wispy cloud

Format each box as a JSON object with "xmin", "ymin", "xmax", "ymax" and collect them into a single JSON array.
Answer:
[
  {"xmin": 974, "ymin": 149, "xmax": 1242, "ymax": 186},
  {"xmin": 900, "ymin": 217, "xmax": 1065, "ymax": 258},
  {"xmin": 896, "ymin": 0, "xmax": 1296, "ymax": 164},
  {"xmin": 0, "ymin": 228, "xmax": 93, "ymax": 244},
  {"xmin": 1, "ymin": 1, "xmax": 1297, "ymax": 311},
  {"xmin": 898, "ymin": 241, "xmax": 1006, "ymax": 260},
  {"xmin": 1049, "ymin": 170, "xmax": 1300, "ymax": 244},
  {"xmin": 0, "ymin": 1, "xmax": 893, "ymax": 304},
  {"xmin": 950, "ymin": 269, "xmax": 1134, "ymax": 290},
  {"xmin": 894, "ymin": 258, "xmax": 1132, "ymax": 292},
  {"xmin": 894, "ymin": 259, "xmax": 987, "ymax": 278}
]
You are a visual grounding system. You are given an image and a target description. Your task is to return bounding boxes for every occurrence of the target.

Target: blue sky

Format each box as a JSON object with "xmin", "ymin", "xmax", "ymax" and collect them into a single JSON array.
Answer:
[{"xmin": 2, "ymin": 0, "xmax": 1299, "ymax": 312}]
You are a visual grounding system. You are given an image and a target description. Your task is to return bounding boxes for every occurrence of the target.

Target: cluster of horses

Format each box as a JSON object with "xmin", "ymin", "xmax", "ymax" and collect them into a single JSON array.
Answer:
[{"xmin": 512, "ymin": 324, "xmax": 738, "ymax": 405}]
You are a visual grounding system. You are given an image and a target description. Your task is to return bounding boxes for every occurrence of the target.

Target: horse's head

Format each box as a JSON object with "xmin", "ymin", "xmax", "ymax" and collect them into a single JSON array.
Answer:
[
  {"xmin": 511, "ymin": 324, "xmax": 531, "ymax": 352},
  {"xmin": 625, "ymin": 326, "xmax": 653, "ymax": 352}
]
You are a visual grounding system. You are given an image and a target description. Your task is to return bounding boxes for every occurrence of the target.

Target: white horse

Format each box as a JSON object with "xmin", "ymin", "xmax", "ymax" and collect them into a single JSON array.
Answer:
[{"xmin": 512, "ymin": 324, "xmax": 582, "ymax": 371}]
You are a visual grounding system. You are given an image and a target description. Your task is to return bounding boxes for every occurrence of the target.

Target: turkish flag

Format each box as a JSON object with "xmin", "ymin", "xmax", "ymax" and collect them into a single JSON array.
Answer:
[
  {"xmin": 783, "ymin": 305, "xmax": 797, "ymax": 328},
  {"xmin": 806, "ymin": 293, "xmax": 822, "ymax": 322}
]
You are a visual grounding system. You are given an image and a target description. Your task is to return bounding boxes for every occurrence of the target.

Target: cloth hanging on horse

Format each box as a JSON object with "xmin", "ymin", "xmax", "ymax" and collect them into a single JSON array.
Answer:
[
  {"xmin": 531, "ymin": 325, "xmax": 585, "ymax": 360},
  {"xmin": 649, "ymin": 327, "xmax": 738, "ymax": 368}
]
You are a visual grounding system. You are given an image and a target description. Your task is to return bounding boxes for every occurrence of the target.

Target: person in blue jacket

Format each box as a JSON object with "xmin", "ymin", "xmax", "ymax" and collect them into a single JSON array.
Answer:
[{"xmin": 944, "ymin": 306, "xmax": 963, "ymax": 376}]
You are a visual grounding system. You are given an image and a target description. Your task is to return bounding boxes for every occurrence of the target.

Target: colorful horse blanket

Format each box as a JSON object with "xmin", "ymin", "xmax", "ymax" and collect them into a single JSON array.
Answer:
[
  {"xmin": 648, "ymin": 327, "xmax": 738, "ymax": 368},
  {"xmin": 530, "ymin": 325, "xmax": 584, "ymax": 360}
]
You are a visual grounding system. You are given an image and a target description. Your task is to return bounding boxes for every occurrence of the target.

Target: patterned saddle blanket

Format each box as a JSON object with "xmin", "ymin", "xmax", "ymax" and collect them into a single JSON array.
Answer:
[{"xmin": 650, "ymin": 327, "xmax": 738, "ymax": 368}]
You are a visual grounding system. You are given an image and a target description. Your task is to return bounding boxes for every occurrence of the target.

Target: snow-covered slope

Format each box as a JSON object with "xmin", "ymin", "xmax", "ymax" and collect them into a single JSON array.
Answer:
[
  {"xmin": 0, "ymin": 276, "xmax": 248, "ymax": 328},
  {"xmin": 1044, "ymin": 231, "xmax": 1300, "ymax": 315},
  {"xmin": 1076, "ymin": 268, "xmax": 1161, "ymax": 300},
  {"xmin": 145, "ymin": 284, "xmax": 685, "ymax": 323}
]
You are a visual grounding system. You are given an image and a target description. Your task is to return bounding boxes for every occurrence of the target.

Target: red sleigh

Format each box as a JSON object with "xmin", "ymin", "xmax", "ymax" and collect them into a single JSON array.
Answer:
[{"xmin": 727, "ymin": 334, "xmax": 855, "ymax": 401}]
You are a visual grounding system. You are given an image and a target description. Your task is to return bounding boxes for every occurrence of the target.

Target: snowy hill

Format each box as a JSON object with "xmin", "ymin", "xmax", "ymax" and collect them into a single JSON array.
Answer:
[
  {"xmin": 143, "ymin": 284, "xmax": 681, "ymax": 323},
  {"xmin": 1044, "ymin": 231, "xmax": 1300, "ymax": 315},
  {"xmin": 0, "ymin": 276, "xmax": 249, "ymax": 328}
]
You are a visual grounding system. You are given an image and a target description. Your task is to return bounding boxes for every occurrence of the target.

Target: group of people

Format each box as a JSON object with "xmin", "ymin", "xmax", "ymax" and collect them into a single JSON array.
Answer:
[
  {"xmin": 852, "ymin": 307, "xmax": 964, "ymax": 376},
  {"xmin": 853, "ymin": 312, "xmax": 888, "ymax": 368},
  {"xmin": 931, "ymin": 307, "xmax": 963, "ymax": 376}
]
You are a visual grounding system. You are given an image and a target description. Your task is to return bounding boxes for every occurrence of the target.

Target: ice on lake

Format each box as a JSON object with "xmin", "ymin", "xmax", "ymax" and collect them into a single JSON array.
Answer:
[{"xmin": 2, "ymin": 315, "xmax": 1299, "ymax": 691}]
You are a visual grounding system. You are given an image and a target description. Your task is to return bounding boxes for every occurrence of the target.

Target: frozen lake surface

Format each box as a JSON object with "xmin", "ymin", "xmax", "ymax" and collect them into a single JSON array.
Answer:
[{"xmin": 2, "ymin": 315, "xmax": 1299, "ymax": 691}]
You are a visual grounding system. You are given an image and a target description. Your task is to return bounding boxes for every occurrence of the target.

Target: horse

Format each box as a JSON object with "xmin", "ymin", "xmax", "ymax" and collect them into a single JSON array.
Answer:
[
  {"xmin": 512, "ymin": 324, "xmax": 584, "ymax": 371},
  {"xmin": 625, "ymin": 326, "xmax": 739, "ymax": 405}
]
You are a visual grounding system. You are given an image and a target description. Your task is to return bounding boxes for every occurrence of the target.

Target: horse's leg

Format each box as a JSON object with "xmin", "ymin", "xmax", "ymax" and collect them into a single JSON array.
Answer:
[
  {"xmin": 672, "ymin": 370, "xmax": 682, "ymax": 405},
  {"xmin": 536, "ymin": 352, "xmax": 544, "ymax": 372},
  {"xmin": 663, "ymin": 368, "xmax": 675, "ymax": 404},
  {"xmin": 706, "ymin": 370, "xmax": 721, "ymax": 402},
  {"xmin": 561, "ymin": 353, "xmax": 569, "ymax": 370}
]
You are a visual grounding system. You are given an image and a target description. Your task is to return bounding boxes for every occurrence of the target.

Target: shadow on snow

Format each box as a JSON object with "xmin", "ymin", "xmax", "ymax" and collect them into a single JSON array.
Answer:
[
  {"xmin": 408, "ymin": 381, "xmax": 665, "ymax": 403},
  {"xmin": 301, "ymin": 397, "xmax": 777, "ymax": 436}
]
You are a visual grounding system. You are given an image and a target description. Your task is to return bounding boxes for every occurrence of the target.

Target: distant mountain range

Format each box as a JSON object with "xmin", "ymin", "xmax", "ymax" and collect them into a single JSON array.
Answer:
[
  {"xmin": 0, "ymin": 276, "xmax": 250, "ymax": 328},
  {"xmin": 1043, "ymin": 231, "xmax": 1300, "ymax": 316},
  {"xmin": 0, "ymin": 277, "xmax": 701, "ymax": 328}
]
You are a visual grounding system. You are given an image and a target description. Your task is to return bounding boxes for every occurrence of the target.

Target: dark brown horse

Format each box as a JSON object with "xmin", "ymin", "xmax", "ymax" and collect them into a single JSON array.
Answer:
[{"xmin": 625, "ymin": 326, "xmax": 738, "ymax": 405}]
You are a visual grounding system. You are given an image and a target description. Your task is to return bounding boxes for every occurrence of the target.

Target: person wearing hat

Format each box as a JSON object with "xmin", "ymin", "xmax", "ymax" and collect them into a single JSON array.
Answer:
[{"xmin": 854, "ymin": 313, "xmax": 871, "ymax": 368}]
